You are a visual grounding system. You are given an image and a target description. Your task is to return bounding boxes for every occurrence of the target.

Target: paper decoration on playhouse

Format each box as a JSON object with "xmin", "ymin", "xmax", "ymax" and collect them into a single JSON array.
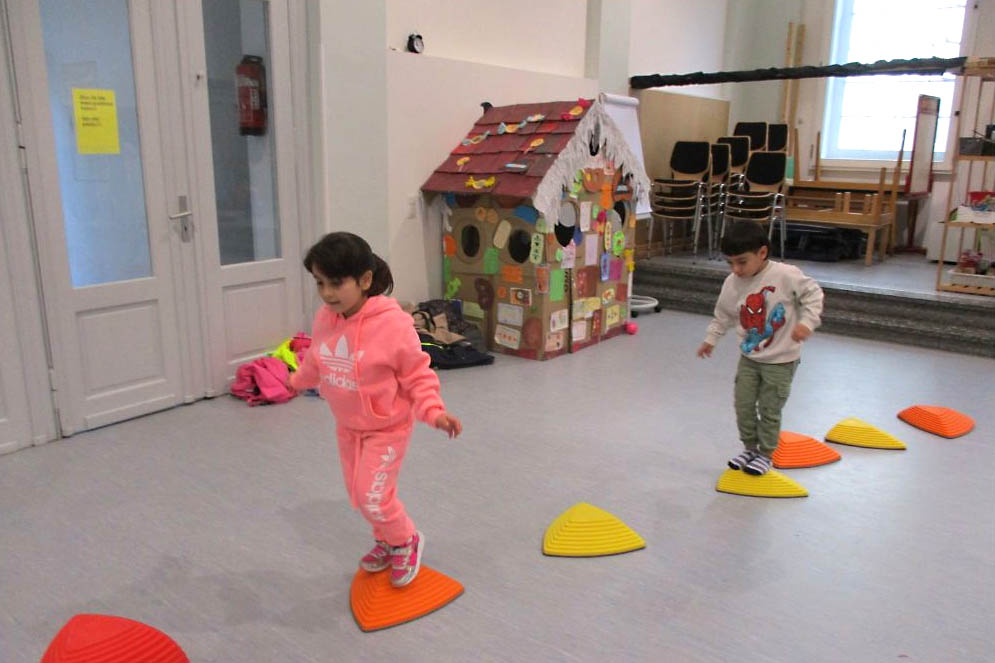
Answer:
[{"xmin": 422, "ymin": 96, "xmax": 651, "ymax": 360}]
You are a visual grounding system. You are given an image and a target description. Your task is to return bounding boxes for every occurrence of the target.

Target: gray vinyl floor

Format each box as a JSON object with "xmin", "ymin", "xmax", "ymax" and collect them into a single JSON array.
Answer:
[{"xmin": 2, "ymin": 311, "xmax": 993, "ymax": 662}]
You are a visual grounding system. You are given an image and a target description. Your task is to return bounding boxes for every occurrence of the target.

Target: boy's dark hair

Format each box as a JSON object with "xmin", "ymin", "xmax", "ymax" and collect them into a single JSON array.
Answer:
[
  {"xmin": 720, "ymin": 221, "xmax": 769, "ymax": 256},
  {"xmin": 303, "ymin": 232, "xmax": 394, "ymax": 296}
]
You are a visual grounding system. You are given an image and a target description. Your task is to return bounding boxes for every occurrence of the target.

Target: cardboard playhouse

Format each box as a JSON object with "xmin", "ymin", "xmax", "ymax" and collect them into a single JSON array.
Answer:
[{"xmin": 421, "ymin": 96, "xmax": 650, "ymax": 360}]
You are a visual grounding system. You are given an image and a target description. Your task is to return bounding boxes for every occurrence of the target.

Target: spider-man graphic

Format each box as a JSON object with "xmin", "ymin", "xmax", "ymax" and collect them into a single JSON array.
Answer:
[{"xmin": 740, "ymin": 286, "xmax": 785, "ymax": 354}]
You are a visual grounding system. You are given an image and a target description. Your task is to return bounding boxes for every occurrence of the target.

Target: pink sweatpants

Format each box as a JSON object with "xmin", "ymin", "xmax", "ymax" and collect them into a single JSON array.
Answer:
[{"xmin": 336, "ymin": 421, "xmax": 415, "ymax": 546}]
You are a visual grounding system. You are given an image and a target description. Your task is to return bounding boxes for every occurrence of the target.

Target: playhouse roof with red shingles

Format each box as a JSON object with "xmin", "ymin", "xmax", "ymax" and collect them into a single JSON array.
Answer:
[{"xmin": 421, "ymin": 100, "xmax": 594, "ymax": 200}]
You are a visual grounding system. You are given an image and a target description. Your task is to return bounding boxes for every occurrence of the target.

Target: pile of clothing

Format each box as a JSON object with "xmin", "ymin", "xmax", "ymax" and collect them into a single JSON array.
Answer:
[
  {"xmin": 231, "ymin": 298, "xmax": 492, "ymax": 406},
  {"xmin": 230, "ymin": 333, "xmax": 310, "ymax": 406}
]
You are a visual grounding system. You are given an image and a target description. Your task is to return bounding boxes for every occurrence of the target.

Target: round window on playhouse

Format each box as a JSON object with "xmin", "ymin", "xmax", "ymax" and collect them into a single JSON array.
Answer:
[
  {"xmin": 554, "ymin": 200, "xmax": 578, "ymax": 247},
  {"xmin": 613, "ymin": 200, "xmax": 630, "ymax": 228},
  {"xmin": 507, "ymin": 229, "xmax": 531, "ymax": 263},
  {"xmin": 460, "ymin": 224, "xmax": 481, "ymax": 258}
]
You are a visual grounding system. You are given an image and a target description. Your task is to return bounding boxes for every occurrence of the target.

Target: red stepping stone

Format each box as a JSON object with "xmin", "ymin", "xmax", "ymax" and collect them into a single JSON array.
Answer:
[
  {"xmin": 898, "ymin": 405, "xmax": 975, "ymax": 438},
  {"xmin": 772, "ymin": 431, "xmax": 841, "ymax": 468},
  {"xmin": 42, "ymin": 614, "xmax": 188, "ymax": 663}
]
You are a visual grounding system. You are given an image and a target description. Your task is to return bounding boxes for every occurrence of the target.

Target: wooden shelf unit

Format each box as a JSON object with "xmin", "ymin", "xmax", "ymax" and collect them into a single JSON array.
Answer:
[{"xmin": 935, "ymin": 58, "xmax": 995, "ymax": 297}]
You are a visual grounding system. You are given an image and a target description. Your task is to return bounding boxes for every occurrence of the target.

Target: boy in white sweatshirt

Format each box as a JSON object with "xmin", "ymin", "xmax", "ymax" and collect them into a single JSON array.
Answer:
[{"xmin": 697, "ymin": 221, "xmax": 824, "ymax": 475}]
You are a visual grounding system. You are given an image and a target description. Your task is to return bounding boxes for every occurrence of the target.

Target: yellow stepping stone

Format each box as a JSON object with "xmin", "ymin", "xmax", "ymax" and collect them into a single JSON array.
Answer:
[
  {"xmin": 542, "ymin": 503, "xmax": 645, "ymax": 557},
  {"xmin": 715, "ymin": 469, "xmax": 808, "ymax": 498},
  {"xmin": 825, "ymin": 417, "xmax": 906, "ymax": 450}
]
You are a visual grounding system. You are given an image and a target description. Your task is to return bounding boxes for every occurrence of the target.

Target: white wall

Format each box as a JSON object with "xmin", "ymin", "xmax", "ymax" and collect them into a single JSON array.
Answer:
[
  {"xmin": 628, "ymin": 0, "xmax": 729, "ymax": 100},
  {"xmin": 314, "ymin": 0, "xmax": 744, "ymax": 303},
  {"xmin": 386, "ymin": 52, "xmax": 599, "ymax": 301},
  {"xmin": 385, "ymin": 0, "xmax": 587, "ymax": 78},
  {"xmin": 0, "ymin": 4, "xmax": 59, "ymax": 450},
  {"xmin": 723, "ymin": 0, "xmax": 804, "ymax": 129},
  {"xmin": 317, "ymin": 1, "xmax": 390, "ymax": 254},
  {"xmin": 317, "ymin": 0, "xmax": 599, "ymax": 302},
  {"xmin": 586, "ymin": 0, "xmax": 632, "ymax": 94}
]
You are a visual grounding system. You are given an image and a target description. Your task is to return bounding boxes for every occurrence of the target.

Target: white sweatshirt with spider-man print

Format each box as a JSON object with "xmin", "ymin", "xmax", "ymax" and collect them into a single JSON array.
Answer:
[{"xmin": 704, "ymin": 260, "xmax": 824, "ymax": 364}]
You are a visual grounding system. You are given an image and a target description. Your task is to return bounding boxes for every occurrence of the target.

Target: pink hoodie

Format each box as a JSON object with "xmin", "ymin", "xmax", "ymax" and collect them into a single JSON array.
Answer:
[{"xmin": 290, "ymin": 296, "xmax": 446, "ymax": 431}]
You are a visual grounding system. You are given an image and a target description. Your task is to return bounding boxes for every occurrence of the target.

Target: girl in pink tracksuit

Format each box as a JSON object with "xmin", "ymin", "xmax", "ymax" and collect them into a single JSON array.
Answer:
[{"xmin": 290, "ymin": 232, "xmax": 462, "ymax": 587}]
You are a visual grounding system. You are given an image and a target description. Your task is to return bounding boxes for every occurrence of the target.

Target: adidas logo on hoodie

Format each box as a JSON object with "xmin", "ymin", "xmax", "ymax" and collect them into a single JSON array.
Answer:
[{"xmin": 318, "ymin": 336, "xmax": 364, "ymax": 391}]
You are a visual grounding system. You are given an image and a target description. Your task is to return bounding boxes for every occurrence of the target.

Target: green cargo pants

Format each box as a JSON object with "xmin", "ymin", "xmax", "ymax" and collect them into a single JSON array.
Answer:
[{"xmin": 734, "ymin": 355, "xmax": 799, "ymax": 457}]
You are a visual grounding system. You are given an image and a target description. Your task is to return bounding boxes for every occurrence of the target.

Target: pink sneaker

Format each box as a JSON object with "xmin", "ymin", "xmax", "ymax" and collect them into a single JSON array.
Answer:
[
  {"xmin": 359, "ymin": 540, "xmax": 391, "ymax": 572},
  {"xmin": 389, "ymin": 531, "xmax": 424, "ymax": 587}
]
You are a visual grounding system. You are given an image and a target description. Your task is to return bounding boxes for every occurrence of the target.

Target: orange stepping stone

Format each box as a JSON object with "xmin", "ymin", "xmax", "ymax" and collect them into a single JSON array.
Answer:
[
  {"xmin": 773, "ymin": 431, "xmax": 841, "ymax": 468},
  {"xmin": 42, "ymin": 614, "xmax": 188, "ymax": 663},
  {"xmin": 898, "ymin": 405, "xmax": 975, "ymax": 439},
  {"xmin": 350, "ymin": 565, "xmax": 463, "ymax": 632}
]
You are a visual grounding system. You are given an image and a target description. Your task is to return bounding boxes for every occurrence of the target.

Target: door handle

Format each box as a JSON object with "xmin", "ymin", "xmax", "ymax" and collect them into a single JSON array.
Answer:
[{"xmin": 170, "ymin": 195, "xmax": 193, "ymax": 242}]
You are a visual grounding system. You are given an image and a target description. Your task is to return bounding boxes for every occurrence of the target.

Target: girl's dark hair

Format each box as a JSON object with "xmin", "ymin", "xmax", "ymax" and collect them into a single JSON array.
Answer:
[
  {"xmin": 303, "ymin": 232, "xmax": 394, "ymax": 296},
  {"xmin": 720, "ymin": 221, "xmax": 769, "ymax": 256}
]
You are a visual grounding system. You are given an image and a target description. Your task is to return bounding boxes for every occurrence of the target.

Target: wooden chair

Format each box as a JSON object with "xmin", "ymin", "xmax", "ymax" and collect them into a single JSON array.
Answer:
[{"xmin": 722, "ymin": 151, "xmax": 787, "ymax": 257}]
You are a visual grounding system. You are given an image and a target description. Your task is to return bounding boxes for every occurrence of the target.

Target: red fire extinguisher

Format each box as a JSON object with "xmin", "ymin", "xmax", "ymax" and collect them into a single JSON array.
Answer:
[{"xmin": 236, "ymin": 55, "xmax": 267, "ymax": 136}]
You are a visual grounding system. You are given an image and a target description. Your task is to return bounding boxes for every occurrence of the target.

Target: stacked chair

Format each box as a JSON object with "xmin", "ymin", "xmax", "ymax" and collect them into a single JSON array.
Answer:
[
  {"xmin": 767, "ymin": 123, "xmax": 789, "ymax": 152},
  {"xmin": 734, "ymin": 121, "xmax": 768, "ymax": 152},
  {"xmin": 721, "ymin": 151, "xmax": 788, "ymax": 258},
  {"xmin": 650, "ymin": 141, "xmax": 711, "ymax": 256},
  {"xmin": 701, "ymin": 143, "xmax": 731, "ymax": 258},
  {"xmin": 650, "ymin": 122, "xmax": 789, "ymax": 260},
  {"xmin": 716, "ymin": 135, "xmax": 750, "ymax": 192}
]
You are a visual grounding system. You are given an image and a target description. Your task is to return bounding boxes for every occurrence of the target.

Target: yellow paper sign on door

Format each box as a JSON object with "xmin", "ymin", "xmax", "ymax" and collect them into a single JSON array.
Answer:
[{"xmin": 72, "ymin": 88, "xmax": 120, "ymax": 154}]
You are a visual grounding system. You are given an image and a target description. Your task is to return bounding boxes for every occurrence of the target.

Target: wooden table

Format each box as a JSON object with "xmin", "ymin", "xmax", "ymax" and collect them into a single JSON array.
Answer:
[{"xmin": 786, "ymin": 169, "xmax": 900, "ymax": 265}]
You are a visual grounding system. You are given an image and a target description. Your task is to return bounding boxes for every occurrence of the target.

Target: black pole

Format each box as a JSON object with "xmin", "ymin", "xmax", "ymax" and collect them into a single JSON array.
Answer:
[{"xmin": 629, "ymin": 56, "xmax": 968, "ymax": 89}]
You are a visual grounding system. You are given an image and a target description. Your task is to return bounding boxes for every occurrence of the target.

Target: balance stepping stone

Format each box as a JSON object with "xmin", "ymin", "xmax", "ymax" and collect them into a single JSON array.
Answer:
[
  {"xmin": 543, "ymin": 502, "xmax": 645, "ymax": 557},
  {"xmin": 825, "ymin": 417, "xmax": 906, "ymax": 450},
  {"xmin": 42, "ymin": 614, "xmax": 188, "ymax": 663},
  {"xmin": 350, "ymin": 565, "xmax": 463, "ymax": 632},
  {"xmin": 773, "ymin": 431, "xmax": 841, "ymax": 468},
  {"xmin": 716, "ymin": 469, "xmax": 808, "ymax": 498},
  {"xmin": 898, "ymin": 405, "xmax": 974, "ymax": 438}
]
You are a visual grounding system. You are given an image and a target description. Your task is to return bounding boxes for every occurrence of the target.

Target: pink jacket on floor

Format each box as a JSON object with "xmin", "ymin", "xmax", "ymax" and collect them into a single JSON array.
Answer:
[
  {"xmin": 231, "ymin": 357, "xmax": 296, "ymax": 406},
  {"xmin": 290, "ymin": 296, "xmax": 445, "ymax": 431}
]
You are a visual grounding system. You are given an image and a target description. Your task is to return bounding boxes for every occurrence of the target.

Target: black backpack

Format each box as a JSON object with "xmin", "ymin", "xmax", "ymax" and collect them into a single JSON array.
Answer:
[
  {"xmin": 418, "ymin": 333, "xmax": 494, "ymax": 370},
  {"xmin": 415, "ymin": 298, "xmax": 486, "ymax": 350}
]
